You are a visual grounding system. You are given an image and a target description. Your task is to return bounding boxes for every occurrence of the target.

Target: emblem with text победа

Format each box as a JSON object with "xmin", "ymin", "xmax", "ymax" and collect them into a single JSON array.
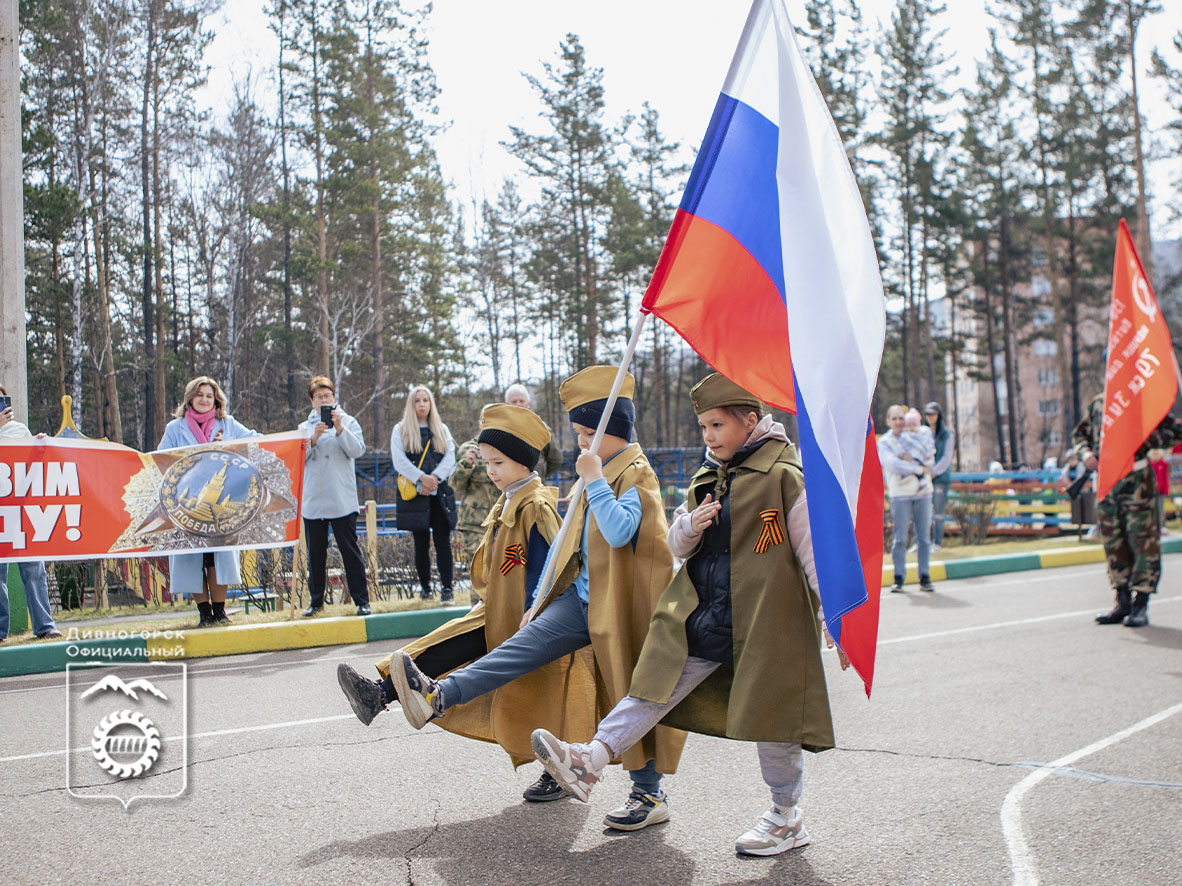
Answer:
[{"xmin": 111, "ymin": 441, "xmax": 298, "ymax": 553}]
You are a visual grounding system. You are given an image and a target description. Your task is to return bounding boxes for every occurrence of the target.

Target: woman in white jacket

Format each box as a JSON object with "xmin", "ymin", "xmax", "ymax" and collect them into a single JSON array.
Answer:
[
  {"xmin": 158, "ymin": 376, "xmax": 259, "ymax": 626},
  {"xmin": 878, "ymin": 404, "xmax": 934, "ymax": 593}
]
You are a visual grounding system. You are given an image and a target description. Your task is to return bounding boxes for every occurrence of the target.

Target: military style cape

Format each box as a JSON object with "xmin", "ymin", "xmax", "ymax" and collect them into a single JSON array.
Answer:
[
  {"xmin": 376, "ymin": 478, "xmax": 599, "ymax": 766},
  {"xmin": 628, "ymin": 440, "xmax": 835, "ymax": 752},
  {"xmin": 536, "ymin": 443, "xmax": 688, "ymax": 774}
]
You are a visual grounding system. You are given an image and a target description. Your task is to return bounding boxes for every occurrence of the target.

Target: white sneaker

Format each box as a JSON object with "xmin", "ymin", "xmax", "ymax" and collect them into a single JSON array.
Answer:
[
  {"xmin": 907, "ymin": 543, "xmax": 918, "ymax": 554},
  {"xmin": 530, "ymin": 728, "xmax": 605, "ymax": 802},
  {"xmin": 735, "ymin": 805, "xmax": 810, "ymax": 856}
]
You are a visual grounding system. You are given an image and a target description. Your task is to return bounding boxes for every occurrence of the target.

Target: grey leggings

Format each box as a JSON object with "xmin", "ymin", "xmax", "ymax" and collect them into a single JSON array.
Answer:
[{"xmin": 594, "ymin": 656, "xmax": 805, "ymax": 809}]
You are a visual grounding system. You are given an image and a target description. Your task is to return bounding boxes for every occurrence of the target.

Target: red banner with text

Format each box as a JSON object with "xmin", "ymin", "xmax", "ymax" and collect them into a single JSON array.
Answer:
[
  {"xmin": 0, "ymin": 432, "xmax": 306, "ymax": 563},
  {"xmin": 1097, "ymin": 220, "xmax": 1181, "ymax": 500}
]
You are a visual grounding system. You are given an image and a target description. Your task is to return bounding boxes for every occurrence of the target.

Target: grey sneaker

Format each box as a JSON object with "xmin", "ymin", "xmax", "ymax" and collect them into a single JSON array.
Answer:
[
  {"xmin": 603, "ymin": 789, "xmax": 670, "ymax": 831},
  {"xmin": 336, "ymin": 663, "xmax": 386, "ymax": 726},
  {"xmin": 390, "ymin": 651, "xmax": 443, "ymax": 730},
  {"xmin": 735, "ymin": 805, "xmax": 810, "ymax": 856},
  {"xmin": 530, "ymin": 728, "xmax": 604, "ymax": 802}
]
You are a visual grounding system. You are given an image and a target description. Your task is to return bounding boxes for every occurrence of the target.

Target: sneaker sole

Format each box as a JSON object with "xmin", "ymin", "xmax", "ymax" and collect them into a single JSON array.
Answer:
[
  {"xmin": 603, "ymin": 805, "xmax": 670, "ymax": 831},
  {"xmin": 389, "ymin": 652, "xmax": 436, "ymax": 730},
  {"xmin": 522, "ymin": 786, "xmax": 571, "ymax": 803},
  {"xmin": 531, "ymin": 730, "xmax": 594, "ymax": 802},
  {"xmin": 735, "ymin": 830, "xmax": 811, "ymax": 857}
]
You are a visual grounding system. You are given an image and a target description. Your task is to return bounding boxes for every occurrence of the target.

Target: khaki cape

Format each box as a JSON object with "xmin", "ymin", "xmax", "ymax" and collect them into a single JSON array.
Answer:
[
  {"xmin": 535, "ymin": 443, "xmax": 688, "ymax": 774},
  {"xmin": 376, "ymin": 478, "xmax": 600, "ymax": 766},
  {"xmin": 628, "ymin": 440, "xmax": 835, "ymax": 752}
]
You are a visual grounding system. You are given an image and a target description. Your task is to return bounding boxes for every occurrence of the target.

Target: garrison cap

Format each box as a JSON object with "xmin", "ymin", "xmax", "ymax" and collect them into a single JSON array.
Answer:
[
  {"xmin": 690, "ymin": 372, "xmax": 764, "ymax": 415},
  {"xmin": 477, "ymin": 404, "xmax": 550, "ymax": 469}
]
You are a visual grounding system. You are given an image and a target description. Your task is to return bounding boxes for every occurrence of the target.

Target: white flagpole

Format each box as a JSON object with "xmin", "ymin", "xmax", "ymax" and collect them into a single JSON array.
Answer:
[{"xmin": 526, "ymin": 310, "xmax": 650, "ymax": 621}]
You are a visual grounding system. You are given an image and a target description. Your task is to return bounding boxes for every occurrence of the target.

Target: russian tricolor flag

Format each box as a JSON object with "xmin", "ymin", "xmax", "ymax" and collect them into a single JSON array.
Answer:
[{"xmin": 642, "ymin": 0, "xmax": 885, "ymax": 694}]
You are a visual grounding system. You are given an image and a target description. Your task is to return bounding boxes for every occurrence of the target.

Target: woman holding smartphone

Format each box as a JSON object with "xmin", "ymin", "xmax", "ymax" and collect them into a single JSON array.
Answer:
[
  {"xmin": 159, "ymin": 376, "xmax": 259, "ymax": 627},
  {"xmin": 299, "ymin": 376, "xmax": 370, "ymax": 617}
]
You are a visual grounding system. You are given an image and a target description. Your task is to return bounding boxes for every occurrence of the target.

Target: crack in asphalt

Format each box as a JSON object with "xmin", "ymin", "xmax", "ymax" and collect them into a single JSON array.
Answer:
[
  {"xmin": 839, "ymin": 745, "xmax": 1182, "ymax": 789},
  {"xmin": 403, "ymin": 798, "xmax": 440, "ymax": 886}
]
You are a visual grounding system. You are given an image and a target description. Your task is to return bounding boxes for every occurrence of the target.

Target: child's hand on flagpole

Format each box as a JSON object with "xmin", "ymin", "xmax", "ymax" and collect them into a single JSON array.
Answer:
[
  {"xmin": 689, "ymin": 493, "xmax": 722, "ymax": 533},
  {"xmin": 575, "ymin": 450, "xmax": 604, "ymax": 483}
]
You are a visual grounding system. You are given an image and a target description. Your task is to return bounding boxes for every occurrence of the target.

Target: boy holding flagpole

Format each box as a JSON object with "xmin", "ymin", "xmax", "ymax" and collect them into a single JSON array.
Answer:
[
  {"xmin": 531, "ymin": 372, "xmax": 849, "ymax": 856},
  {"xmin": 389, "ymin": 367, "xmax": 687, "ymax": 830}
]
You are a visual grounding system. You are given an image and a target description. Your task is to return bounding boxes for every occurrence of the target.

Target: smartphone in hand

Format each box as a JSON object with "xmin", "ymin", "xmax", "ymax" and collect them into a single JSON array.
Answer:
[
  {"xmin": 0, "ymin": 396, "xmax": 11, "ymax": 414},
  {"xmin": 320, "ymin": 404, "xmax": 333, "ymax": 426}
]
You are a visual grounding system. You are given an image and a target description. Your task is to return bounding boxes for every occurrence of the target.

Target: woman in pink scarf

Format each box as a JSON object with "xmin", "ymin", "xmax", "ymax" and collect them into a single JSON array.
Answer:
[{"xmin": 158, "ymin": 376, "xmax": 259, "ymax": 627}]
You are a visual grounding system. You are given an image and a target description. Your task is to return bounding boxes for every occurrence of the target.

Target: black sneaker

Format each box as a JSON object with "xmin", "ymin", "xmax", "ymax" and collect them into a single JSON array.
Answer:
[
  {"xmin": 523, "ymin": 769, "xmax": 570, "ymax": 802},
  {"xmin": 890, "ymin": 575, "xmax": 905, "ymax": 593},
  {"xmin": 336, "ymin": 663, "xmax": 387, "ymax": 726},
  {"xmin": 918, "ymin": 575, "xmax": 935, "ymax": 592},
  {"xmin": 440, "ymin": 588, "xmax": 454, "ymax": 604}
]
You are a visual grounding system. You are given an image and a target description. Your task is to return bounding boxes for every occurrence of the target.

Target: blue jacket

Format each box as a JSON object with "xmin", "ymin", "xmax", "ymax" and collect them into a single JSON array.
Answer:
[{"xmin": 157, "ymin": 414, "xmax": 259, "ymax": 594}]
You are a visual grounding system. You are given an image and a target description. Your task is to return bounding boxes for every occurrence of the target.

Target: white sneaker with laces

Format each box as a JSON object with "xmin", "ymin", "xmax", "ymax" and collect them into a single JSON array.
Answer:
[
  {"xmin": 735, "ymin": 804, "xmax": 810, "ymax": 856},
  {"xmin": 531, "ymin": 728, "xmax": 605, "ymax": 802}
]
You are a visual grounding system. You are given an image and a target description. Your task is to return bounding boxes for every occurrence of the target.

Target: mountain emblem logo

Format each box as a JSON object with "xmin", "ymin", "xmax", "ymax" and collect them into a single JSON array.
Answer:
[{"xmin": 67, "ymin": 664, "xmax": 188, "ymax": 808}]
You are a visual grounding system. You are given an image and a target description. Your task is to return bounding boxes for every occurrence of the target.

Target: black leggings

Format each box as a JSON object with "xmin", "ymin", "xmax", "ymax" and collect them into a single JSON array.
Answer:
[{"xmin": 413, "ymin": 496, "xmax": 454, "ymax": 592}]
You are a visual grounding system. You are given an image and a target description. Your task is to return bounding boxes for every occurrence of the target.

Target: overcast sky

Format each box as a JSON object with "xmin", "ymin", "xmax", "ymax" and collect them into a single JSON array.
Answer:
[{"xmin": 202, "ymin": 0, "xmax": 1181, "ymax": 238}]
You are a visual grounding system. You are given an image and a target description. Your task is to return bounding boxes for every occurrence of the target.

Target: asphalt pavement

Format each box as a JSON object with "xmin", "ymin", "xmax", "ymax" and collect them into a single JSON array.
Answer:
[{"xmin": 2, "ymin": 555, "xmax": 1180, "ymax": 886}]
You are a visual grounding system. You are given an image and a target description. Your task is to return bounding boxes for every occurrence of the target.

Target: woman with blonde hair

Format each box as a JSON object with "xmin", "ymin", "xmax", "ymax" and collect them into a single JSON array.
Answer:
[
  {"xmin": 158, "ymin": 376, "xmax": 259, "ymax": 626},
  {"xmin": 390, "ymin": 385, "xmax": 457, "ymax": 601}
]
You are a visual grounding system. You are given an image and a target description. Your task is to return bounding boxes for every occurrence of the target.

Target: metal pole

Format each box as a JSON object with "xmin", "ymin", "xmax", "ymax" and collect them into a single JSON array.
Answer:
[
  {"xmin": 0, "ymin": 0, "xmax": 28, "ymax": 421},
  {"xmin": 526, "ymin": 311, "xmax": 650, "ymax": 620}
]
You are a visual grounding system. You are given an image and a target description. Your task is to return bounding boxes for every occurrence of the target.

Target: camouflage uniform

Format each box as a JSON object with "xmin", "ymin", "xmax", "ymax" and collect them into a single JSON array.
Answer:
[
  {"xmin": 452, "ymin": 439, "xmax": 500, "ymax": 563},
  {"xmin": 1073, "ymin": 393, "xmax": 1182, "ymax": 625}
]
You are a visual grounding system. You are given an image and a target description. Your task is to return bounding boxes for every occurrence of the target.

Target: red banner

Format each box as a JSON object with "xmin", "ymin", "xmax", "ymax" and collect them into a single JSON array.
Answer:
[
  {"xmin": 1097, "ymin": 220, "xmax": 1181, "ymax": 499},
  {"xmin": 0, "ymin": 432, "xmax": 306, "ymax": 563}
]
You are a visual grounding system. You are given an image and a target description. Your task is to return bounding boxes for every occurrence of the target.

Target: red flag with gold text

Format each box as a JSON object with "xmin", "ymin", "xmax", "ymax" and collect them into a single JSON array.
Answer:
[{"xmin": 1096, "ymin": 220, "xmax": 1181, "ymax": 500}]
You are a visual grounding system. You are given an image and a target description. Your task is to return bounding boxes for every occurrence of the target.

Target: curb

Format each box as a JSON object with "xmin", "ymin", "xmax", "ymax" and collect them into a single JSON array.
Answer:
[
  {"xmin": 0, "ymin": 606, "xmax": 471, "ymax": 678},
  {"xmin": 4, "ymin": 538, "xmax": 1181, "ymax": 679},
  {"xmin": 883, "ymin": 536, "xmax": 1182, "ymax": 585}
]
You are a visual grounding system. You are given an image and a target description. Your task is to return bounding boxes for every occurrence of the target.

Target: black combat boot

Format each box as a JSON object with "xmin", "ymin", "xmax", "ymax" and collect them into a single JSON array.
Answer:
[
  {"xmin": 196, "ymin": 601, "xmax": 215, "ymax": 628},
  {"xmin": 1123, "ymin": 592, "xmax": 1150, "ymax": 627},
  {"xmin": 1095, "ymin": 587, "xmax": 1132, "ymax": 624}
]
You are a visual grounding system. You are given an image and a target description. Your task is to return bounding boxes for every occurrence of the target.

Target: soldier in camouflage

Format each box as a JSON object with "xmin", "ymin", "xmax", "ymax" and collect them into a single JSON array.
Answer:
[
  {"xmin": 1073, "ymin": 392, "xmax": 1182, "ymax": 627},
  {"xmin": 452, "ymin": 438, "xmax": 500, "ymax": 564}
]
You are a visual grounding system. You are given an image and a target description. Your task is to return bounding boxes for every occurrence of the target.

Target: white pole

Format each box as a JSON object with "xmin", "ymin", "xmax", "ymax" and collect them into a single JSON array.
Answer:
[
  {"xmin": 0, "ymin": 0, "xmax": 28, "ymax": 421},
  {"xmin": 526, "ymin": 311, "xmax": 650, "ymax": 620}
]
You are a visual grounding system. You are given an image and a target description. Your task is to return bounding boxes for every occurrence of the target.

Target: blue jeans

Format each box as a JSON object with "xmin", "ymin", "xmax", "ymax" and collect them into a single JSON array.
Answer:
[
  {"xmin": 439, "ymin": 584, "xmax": 661, "ymax": 793},
  {"xmin": 890, "ymin": 496, "xmax": 932, "ymax": 579},
  {"xmin": 931, "ymin": 486, "xmax": 948, "ymax": 546},
  {"xmin": 0, "ymin": 561, "xmax": 58, "ymax": 637}
]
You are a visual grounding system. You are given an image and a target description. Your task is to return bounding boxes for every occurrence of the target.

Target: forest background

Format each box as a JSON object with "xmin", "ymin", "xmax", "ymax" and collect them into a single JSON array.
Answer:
[{"xmin": 17, "ymin": 0, "xmax": 1182, "ymax": 460}]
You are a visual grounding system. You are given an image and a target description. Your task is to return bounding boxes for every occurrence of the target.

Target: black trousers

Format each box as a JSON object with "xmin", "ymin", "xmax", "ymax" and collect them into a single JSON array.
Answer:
[
  {"xmin": 413, "ymin": 496, "xmax": 454, "ymax": 592},
  {"xmin": 304, "ymin": 513, "xmax": 369, "ymax": 607}
]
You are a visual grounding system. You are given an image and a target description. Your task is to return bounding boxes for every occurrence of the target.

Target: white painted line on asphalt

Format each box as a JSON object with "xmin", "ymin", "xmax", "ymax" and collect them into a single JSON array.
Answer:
[
  {"xmin": 881, "ymin": 595, "xmax": 1182, "ymax": 646},
  {"xmin": 0, "ymin": 712, "xmax": 357, "ymax": 764},
  {"xmin": 1001, "ymin": 699, "xmax": 1182, "ymax": 886}
]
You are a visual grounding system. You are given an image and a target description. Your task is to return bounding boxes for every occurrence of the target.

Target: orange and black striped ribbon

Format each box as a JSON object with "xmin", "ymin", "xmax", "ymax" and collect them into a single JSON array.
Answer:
[
  {"xmin": 501, "ymin": 543, "xmax": 526, "ymax": 575},
  {"xmin": 753, "ymin": 509, "xmax": 784, "ymax": 554}
]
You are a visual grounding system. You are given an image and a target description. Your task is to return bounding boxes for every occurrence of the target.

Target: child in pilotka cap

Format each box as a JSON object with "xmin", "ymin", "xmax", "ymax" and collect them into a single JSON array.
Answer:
[
  {"xmin": 531, "ymin": 372, "xmax": 850, "ymax": 856},
  {"xmin": 336, "ymin": 405, "xmax": 600, "ymax": 796},
  {"xmin": 390, "ymin": 366, "xmax": 688, "ymax": 830}
]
